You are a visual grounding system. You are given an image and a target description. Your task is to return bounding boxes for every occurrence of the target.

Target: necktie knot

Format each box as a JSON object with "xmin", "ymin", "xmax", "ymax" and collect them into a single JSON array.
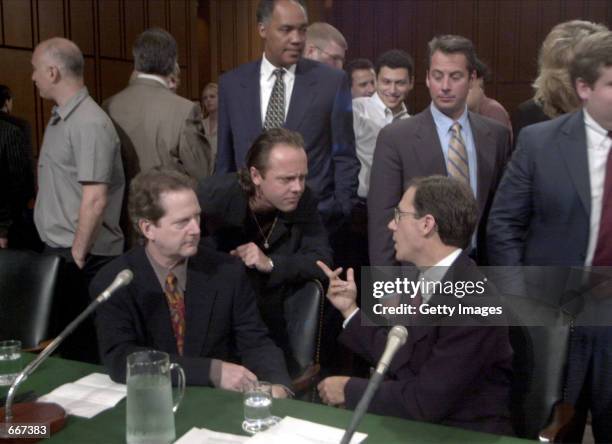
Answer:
[
  {"xmin": 451, "ymin": 121, "xmax": 462, "ymax": 134},
  {"xmin": 273, "ymin": 68, "xmax": 285, "ymax": 80},
  {"xmin": 165, "ymin": 272, "xmax": 177, "ymax": 288}
]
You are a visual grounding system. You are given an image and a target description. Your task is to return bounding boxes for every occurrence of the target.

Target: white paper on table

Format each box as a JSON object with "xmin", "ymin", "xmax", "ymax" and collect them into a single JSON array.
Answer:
[
  {"xmin": 248, "ymin": 416, "xmax": 367, "ymax": 444},
  {"xmin": 38, "ymin": 372, "xmax": 126, "ymax": 418},
  {"xmin": 174, "ymin": 427, "xmax": 250, "ymax": 444}
]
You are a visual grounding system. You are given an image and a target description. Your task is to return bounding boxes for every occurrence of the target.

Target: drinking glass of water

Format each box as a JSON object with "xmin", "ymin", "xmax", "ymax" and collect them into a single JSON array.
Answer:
[
  {"xmin": 0, "ymin": 340, "xmax": 21, "ymax": 386},
  {"xmin": 126, "ymin": 350, "xmax": 185, "ymax": 444},
  {"xmin": 242, "ymin": 381, "xmax": 281, "ymax": 434}
]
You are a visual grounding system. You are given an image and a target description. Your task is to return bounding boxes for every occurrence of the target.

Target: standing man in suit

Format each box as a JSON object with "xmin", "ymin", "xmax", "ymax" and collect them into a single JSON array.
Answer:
[
  {"xmin": 317, "ymin": 176, "xmax": 513, "ymax": 434},
  {"xmin": 93, "ymin": 168, "xmax": 291, "ymax": 396},
  {"xmin": 487, "ymin": 30, "xmax": 612, "ymax": 443},
  {"xmin": 104, "ymin": 28, "xmax": 212, "ymax": 183},
  {"xmin": 368, "ymin": 35, "xmax": 511, "ymax": 266},
  {"xmin": 216, "ymin": 0, "xmax": 358, "ymax": 233}
]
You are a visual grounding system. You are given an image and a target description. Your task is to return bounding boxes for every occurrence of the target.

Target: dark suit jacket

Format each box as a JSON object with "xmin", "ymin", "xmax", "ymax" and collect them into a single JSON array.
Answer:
[
  {"xmin": 511, "ymin": 99, "xmax": 549, "ymax": 147},
  {"xmin": 197, "ymin": 173, "xmax": 332, "ymax": 289},
  {"xmin": 91, "ymin": 246, "xmax": 292, "ymax": 387},
  {"xmin": 487, "ymin": 110, "xmax": 589, "ymax": 266},
  {"xmin": 215, "ymin": 58, "xmax": 359, "ymax": 230},
  {"xmin": 368, "ymin": 107, "xmax": 512, "ymax": 266},
  {"xmin": 342, "ymin": 253, "xmax": 513, "ymax": 435}
]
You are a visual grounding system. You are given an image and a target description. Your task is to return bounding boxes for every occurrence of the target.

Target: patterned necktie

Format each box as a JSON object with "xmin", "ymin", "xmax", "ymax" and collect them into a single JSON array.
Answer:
[
  {"xmin": 591, "ymin": 131, "xmax": 612, "ymax": 265},
  {"xmin": 447, "ymin": 122, "xmax": 470, "ymax": 185},
  {"xmin": 263, "ymin": 68, "xmax": 285, "ymax": 130},
  {"xmin": 164, "ymin": 272, "xmax": 185, "ymax": 355}
]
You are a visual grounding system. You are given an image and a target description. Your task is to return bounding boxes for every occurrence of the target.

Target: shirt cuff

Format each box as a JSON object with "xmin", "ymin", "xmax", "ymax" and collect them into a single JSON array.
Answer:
[
  {"xmin": 342, "ymin": 308, "xmax": 360, "ymax": 329},
  {"xmin": 209, "ymin": 358, "xmax": 222, "ymax": 387}
]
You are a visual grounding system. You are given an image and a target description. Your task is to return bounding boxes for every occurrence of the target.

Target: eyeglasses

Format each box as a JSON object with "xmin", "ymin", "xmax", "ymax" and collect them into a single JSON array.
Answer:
[
  {"xmin": 394, "ymin": 207, "xmax": 419, "ymax": 224},
  {"xmin": 314, "ymin": 45, "xmax": 345, "ymax": 64}
]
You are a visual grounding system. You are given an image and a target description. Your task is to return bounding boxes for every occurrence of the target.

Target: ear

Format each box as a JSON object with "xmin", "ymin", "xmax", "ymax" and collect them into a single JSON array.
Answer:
[
  {"xmin": 407, "ymin": 75, "xmax": 415, "ymax": 92},
  {"xmin": 467, "ymin": 70, "xmax": 476, "ymax": 89},
  {"xmin": 304, "ymin": 43, "xmax": 315, "ymax": 58},
  {"xmin": 139, "ymin": 219, "xmax": 155, "ymax": 242},
  {"xmin": 421, "ymin": 214, "xmax": 437, "ymax": 237},
  {"xmin": 425, "ymin": 70, "xmax": 430, "ymax": 89},
  {"xmin": 575, "ymin": 78, "xmax": 592, "ymax": 102},
  {"xmin": 48, "ymin": 64, "xmax": 61, "ymax": 84},
  {"xmin": 258, "ymin": 22, "xmax": 267, "ymax": 39},
  {"xmin": 250, "ymin": 166, "xmax": 263, "ymax": 186}
]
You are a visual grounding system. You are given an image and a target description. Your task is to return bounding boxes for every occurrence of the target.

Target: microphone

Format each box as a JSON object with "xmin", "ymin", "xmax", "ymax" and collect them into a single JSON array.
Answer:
[
  {"xmin": 1, "ymin": 269, "xmax": 134, "ymax": 431},
  {"xmin": 340, "ymin": 326, "xmax": 408, "ymax": 444}
]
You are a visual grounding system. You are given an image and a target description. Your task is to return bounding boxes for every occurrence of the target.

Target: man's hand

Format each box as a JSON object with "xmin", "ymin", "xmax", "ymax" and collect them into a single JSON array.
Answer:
[
  {"xmin": 230, "ymin": 242, "xmax": 273, "ymax": 273},
  {"xmin": 271, "ymin": 385, "xmax": 289, "ymax": 399},
  {"xmin": 0, "ymin": 237, "xmax": 8, "ymax": 249},
  {"xmin": 71, "ymin": 248, "xmax": 86, "ymax": 269},
  {"xmin": 317, "ymin": 376, "xmax": 350, "ymax": 406},
  {"xmin": 219, "ymin": 362, "xmax": 258, "ymax": 392},
  {"xmin": 316, "ymin": 261, "xmax": 358, "ymax": 318}
]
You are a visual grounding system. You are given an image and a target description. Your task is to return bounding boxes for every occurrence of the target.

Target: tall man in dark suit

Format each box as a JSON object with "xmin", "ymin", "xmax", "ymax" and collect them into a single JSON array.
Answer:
[
  {"xmin": 487, "ymin": 30, "xmax": 612, "ymax": 442},
  {"xmin": 368, "ymin": 35, "xmax": 511, "ymax": 266},
  {"xmin": 317, "ymin": 176, "xmax": 513, "ymax": 434},
  {"xmin": 215, "ymin": 0, "xmax": 358, "ymax": 233},
  {"xmin": 93, "ymin": 168, "xmax": 291, "ymax": 396}
]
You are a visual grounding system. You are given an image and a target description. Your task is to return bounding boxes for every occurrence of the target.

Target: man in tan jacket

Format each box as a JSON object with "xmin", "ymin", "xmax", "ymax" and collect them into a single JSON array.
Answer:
[{"xmin": 104, "ymin": 28, "xmax": 212, "ymax": 183}]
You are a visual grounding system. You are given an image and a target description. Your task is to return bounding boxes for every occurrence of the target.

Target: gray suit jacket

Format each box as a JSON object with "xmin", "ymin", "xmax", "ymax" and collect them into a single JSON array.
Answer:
[
  {"xmin": 103, "ymin": 77, "xmax": 213, "ymax": 182},
  {"xmin": 368, "ymin": 107, "xmax": 511, "ymax": 266}
]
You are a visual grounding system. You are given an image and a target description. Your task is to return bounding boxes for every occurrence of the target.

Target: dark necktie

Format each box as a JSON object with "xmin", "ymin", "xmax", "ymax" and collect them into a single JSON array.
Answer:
[
  {"xmin": 447, "ymin": 122, "xmax": 470, "ymax": 185},
  {"xmin": 591, "ymin": 131, "xmax": 612, "ymax": 265},
  {"xmin": 164, "ymin": 272, "xmax": 185, "ymax": 355},
  {"xmin": 263, "ymin": 69, "xmax": 285, "ymax": 130}
]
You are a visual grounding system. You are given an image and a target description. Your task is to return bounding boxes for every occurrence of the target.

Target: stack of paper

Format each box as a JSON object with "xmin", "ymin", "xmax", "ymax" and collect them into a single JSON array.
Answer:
[
  {"xmin": 250, "ymin": 417, "xmax": 368, "ymax": 444},
  {"xmin": 38, "ymin": 373, "xmax": 126, "ymax": 418},
  {"xmin": 175, "ymin": 428, "xmax": 250, "ymax": 444}
]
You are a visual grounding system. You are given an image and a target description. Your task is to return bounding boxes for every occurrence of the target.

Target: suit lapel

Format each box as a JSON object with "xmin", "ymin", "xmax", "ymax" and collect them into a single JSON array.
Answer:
[
  {"xmin": 183, "ymin": 258, "xmax": 217, "ymax": 356},
  {"xmin": 240, "ymin": 61, "xmax": 263, "ymax": 136},
  {"xmin": 559, "ymin": 111, "xmax": 591, "ymax": 215},
  {"xmin": 470, "ymin": 113, "xmax": 496, "ymax": 210},
  {"xmin": 130, "ymin": 248, "xmax": 178, "ymax": 354},
  {"xmin": 285, "ymin": 59, "xmax": 317, "ymax": 130},
  {"xmin": 413, "ymin": 109, "xmax": 446, "ymax": 176}
]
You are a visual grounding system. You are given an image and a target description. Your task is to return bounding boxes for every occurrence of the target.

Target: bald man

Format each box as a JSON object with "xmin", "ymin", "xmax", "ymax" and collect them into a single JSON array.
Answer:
[{"xmin": 32, "ymin": 38, "xmax": 124, "ymax": 362}]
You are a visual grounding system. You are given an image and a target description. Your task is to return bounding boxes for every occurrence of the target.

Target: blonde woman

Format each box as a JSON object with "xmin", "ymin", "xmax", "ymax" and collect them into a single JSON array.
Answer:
[{"xmin": 201, "ymin": 82, "xmax": 218, "ymax": 159}]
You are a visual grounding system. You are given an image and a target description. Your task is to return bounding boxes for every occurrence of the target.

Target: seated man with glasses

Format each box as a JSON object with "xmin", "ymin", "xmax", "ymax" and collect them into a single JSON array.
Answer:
[{"xmin": 316, "ymin": 176, "xmax": 513, "ymax": 435}]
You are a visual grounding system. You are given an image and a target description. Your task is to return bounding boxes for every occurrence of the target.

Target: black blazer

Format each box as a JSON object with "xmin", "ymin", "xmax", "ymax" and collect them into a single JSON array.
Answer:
[
  {"xmin": 91, "ymin": 246, "xmax": 292, "ymax": 387},
  {"xmin": 368, "ymin": 108, "xmax": 512, "ymax": 266}
]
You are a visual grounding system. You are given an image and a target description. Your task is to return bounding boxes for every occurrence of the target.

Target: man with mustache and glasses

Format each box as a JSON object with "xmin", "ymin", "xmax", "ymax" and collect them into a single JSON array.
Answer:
[{"xmin": 368, "ymin": 35, "xmax": 511, "ymax": 267}]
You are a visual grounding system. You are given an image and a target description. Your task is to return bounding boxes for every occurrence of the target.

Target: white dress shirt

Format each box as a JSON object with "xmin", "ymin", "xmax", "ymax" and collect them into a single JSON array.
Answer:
[
  {"xmin": 584, "ymin": 110, "xmax": 612, "ymax": 266},
  {"xmin": 353, "ymin": 92, "xmax": 409, "ymax": 198},
  {"xmin": 259, "ymin": 54, "xmax": 296, "ymax": 126},
  {"xmin": 137, "ymin": 73, "xmax": 168, "ymax": 88}
]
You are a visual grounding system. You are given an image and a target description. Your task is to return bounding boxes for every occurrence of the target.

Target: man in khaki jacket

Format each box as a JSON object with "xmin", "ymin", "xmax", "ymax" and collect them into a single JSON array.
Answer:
[{"xmin": 104, "ymin": 28, "xmax": 212, "ymax": 183}]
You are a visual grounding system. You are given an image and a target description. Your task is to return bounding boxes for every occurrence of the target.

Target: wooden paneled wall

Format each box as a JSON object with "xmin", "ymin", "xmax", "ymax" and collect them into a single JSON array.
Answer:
[
  {"xmin": 205, "ymin": 0, "xmax": 612, "ymax": 116},
  {"xmin": 0, "ymin": 0, "xmax": 199, "ymax": 157}
]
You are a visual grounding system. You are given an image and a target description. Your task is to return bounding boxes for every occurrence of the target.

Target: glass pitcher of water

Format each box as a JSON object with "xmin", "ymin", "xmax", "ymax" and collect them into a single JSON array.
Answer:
[{"xmin": 126, "ymin": 350, "xmax": 185, "ymax": 444}]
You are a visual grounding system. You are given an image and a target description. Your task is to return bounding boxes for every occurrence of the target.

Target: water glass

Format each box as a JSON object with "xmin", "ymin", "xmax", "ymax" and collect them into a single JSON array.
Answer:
[
  {"xmin": 242, "ymin": 381, "xmax": 281, "ymax": 434},
  {"xmin": 0, "ymin": 340, "xmax": 21, "ymax": 386},
  {"xmin": 126, "ymin": 350, "xmax": 185, "ymax": 444}
]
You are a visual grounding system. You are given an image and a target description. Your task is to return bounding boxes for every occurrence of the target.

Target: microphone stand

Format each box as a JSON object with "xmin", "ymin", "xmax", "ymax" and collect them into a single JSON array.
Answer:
[
  {"xmin": 1, "ymin": 270, "xmax": 132, "ymax": 440},
  {"xmin": 339, "ymin": 372, "xmax": 383, "ymax": 444}
]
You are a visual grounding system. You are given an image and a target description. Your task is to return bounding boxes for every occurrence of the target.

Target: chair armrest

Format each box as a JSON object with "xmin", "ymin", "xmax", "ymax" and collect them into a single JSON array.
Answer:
[
  {"xmin": 291, "ymin": 363, "xmax": 321, "ymax": 394},
  {"xmin": 538, "ymin": 402, "xmax": 575, "ymax": 442}
]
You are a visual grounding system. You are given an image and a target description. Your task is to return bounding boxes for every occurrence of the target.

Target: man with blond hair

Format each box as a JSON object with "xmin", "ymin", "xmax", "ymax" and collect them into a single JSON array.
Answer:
[{"xmin": 303, "ymin": 22, "xmax": 347, "ymax": 69}]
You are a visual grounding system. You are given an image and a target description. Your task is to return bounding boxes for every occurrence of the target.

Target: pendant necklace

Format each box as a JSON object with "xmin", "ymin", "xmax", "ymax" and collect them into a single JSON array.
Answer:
[{"xmin": 250, "ymin": 211, "xmax": 278, "ymax": 250}]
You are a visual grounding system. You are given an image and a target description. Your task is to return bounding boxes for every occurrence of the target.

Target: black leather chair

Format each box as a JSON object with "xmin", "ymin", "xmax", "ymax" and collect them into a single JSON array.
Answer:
[
  {"xmin": 0, "ymin": 249, "xmax": 60, "ymax": 349},
  {"xmin": 283, "ymin": 280, "xmax": 325, "ymax": 395}
]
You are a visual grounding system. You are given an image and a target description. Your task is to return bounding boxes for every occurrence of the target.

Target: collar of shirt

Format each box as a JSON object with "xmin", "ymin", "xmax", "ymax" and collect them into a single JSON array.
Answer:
[
  {"xmin": 260, "ymin": 53, "xmax": 296, "ymax": 82},
  {"xmin": 137, "ymin": 73, "xmax": 169, "ymax": 88},
  {"xmin": 371, "ymin": 92, "xmax": 409, "ymax": 122},
  {"xmin": 430, "ymin": 102, "xmax": 469, "ymax": 133},
  {"xmin": 419, "ymin": 248, "xmax": 462, "ymax": 302},
  {"xmin": 145, "ymin": 246, "xmax": 188, "ymax": 292},
  {"xmin": 52, "ymin": 87, "xmax": 89, "ymax": 123},
  {"xmin": 584, "ymin": 109, "xmax": 611, "ymax": 150}
]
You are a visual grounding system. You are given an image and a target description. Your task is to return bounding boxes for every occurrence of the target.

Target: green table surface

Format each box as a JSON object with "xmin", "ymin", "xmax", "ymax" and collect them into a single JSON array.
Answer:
[{"xmin": 1, "ymin": 355, "xmax": 532, "ymax": 444}]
